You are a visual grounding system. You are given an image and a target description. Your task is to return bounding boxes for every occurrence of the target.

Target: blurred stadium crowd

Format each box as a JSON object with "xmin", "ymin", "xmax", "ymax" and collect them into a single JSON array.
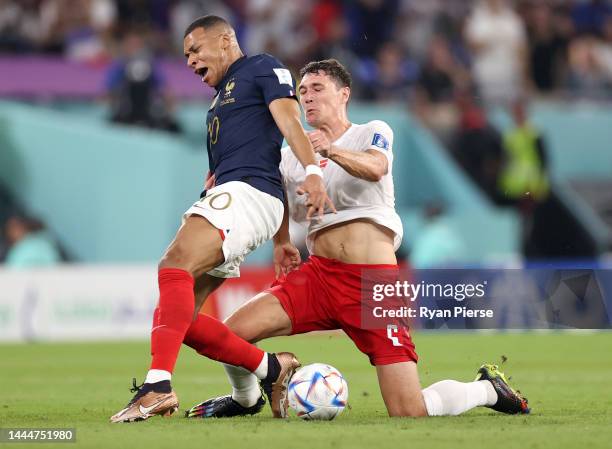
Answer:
[
  {"xmin": 1, "ymin": 0, "xmax": 611, "ymax": 268},
  {"xmin": 1, "ymin": 0, "xmax": 612, "ymax": 103}
]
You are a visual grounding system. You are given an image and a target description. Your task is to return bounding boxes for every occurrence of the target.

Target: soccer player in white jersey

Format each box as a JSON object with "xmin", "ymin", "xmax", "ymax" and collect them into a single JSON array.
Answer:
[{"xmin": 185, "ymin": 59, "xmax": 530, "ymax": 418}]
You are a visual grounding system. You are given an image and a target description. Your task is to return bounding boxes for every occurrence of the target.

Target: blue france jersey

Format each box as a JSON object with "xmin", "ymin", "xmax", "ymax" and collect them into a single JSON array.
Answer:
[{"xmin": 205, "ymin": 54, "xmax": 296, "ymax": 201}]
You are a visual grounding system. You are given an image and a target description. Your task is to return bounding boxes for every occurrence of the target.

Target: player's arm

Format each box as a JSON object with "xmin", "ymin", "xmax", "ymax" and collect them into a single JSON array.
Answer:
[
  {"xmin": 272, "ymin": 184, "xmax": 300, "ymax": 277},
  {"xmin": 269, "ymin": 98, "xmax": 336, "ymax": 218},
  {"xmin": 308, "ymin": 129, "xmax": 388, "ymax": 182},
  {"xmin": 273, "ymin": 191, "xmax": 291, "ymax": 246}
]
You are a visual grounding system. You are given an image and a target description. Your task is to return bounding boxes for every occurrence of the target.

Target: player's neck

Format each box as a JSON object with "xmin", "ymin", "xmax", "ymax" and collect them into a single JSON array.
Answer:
[
  {"xmin": 222, "ymin": 49, "xmax": 245, "ymax": 79},
  {"xmin": 319, "ymin": 117, "xmax": 351, "ymax": 143}
]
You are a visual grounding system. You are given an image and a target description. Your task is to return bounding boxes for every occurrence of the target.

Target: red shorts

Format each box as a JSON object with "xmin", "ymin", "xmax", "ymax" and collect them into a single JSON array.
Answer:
[{"xmin": 266, "ymin": 255, "xmax": 418, "ymax": 366}]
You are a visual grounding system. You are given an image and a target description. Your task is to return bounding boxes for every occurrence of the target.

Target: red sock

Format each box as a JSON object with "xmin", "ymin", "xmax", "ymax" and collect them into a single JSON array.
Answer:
[
  {"xmin": 150, "ymin": 268, "xmax": 195, "ymax": 373},
  {"xmin": 183, "ymin": 313, "xmax": 265, "ymax": 372}
]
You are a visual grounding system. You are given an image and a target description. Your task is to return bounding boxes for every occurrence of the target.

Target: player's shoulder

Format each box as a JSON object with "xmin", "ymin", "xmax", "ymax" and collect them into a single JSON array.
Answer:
[
  {"xmin": 354, "ymin": 120, "xmax": 393, "ymax": 152},
  {"xmin": 247, "ymin": 53, "xmax": 288, "ymax": 74},
  {"xmin": 363, "ymin": 119, "xmax": 393, "ymax": 136}
]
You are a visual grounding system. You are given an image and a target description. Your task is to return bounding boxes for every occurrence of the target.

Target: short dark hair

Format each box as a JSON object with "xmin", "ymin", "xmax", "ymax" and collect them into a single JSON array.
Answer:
[
  {"xmin": 184, "ymin": 15, "xmax": 230, "ymax": 38},
  {"xmin": 299, "ymin": 59, "xmax": 352, "ymax": 89}
]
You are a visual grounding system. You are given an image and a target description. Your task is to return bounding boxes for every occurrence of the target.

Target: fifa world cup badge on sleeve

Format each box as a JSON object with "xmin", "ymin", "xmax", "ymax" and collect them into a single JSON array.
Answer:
[
  {"xmin": 372, "ymin": 133, "xmax": 389, "ymax": 150},
  {"xmin": 273, "ymin": 68, "xmax": 293, "ymax": 86}
]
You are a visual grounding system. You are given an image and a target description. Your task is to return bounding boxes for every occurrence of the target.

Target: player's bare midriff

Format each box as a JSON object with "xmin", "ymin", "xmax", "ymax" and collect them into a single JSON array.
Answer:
[{"xmin": 310, "ymin": 218, "xmax": 397, "ymax": 265}]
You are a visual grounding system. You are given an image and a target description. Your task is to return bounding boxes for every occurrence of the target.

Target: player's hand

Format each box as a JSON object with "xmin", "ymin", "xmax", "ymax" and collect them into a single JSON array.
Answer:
[
  {"xmin": 273, "ymin": 241, "xmax": 301, "ymax": 278},
  {"xmin": 204, "ymin": 171, "xmax": 216, "ymax": 190},
  {"xmin": 297, "ymin": 174, "xmax": 336, "ymax": 220},
  {"xmin": 307, "ymin": 130, "xmax": 332, "ymax": 157}
]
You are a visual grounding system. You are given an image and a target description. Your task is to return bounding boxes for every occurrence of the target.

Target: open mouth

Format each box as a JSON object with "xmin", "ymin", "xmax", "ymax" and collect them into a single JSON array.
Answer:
[{"xmin": 195, "ymin": 67, "xmax": 209, "ymax": 82}]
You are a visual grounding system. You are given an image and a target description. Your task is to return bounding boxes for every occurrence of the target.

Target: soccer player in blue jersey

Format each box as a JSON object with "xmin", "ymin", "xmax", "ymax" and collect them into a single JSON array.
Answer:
[{"xmin": 110, "ymin": 15, "xmax": 335, "ymax": 423}]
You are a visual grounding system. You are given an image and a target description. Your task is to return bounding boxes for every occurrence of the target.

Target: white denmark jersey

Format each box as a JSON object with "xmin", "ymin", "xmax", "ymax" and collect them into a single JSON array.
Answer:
[{"xmin": 280, "ymin": 120, "xmax": 403, "ymax": 253}]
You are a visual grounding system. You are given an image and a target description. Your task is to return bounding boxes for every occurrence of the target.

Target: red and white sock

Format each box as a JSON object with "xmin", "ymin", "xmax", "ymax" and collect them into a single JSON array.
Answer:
[
  {"xmin": 148, "ymin": 268, "xmax": 196, "ymax": 382},
  {"xmin": 183, "ymin": 313, "xmax": 266, "ymax": 373}
]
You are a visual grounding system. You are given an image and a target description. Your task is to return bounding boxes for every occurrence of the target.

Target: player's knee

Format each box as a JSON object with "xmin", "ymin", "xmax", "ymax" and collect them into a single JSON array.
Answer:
[
  {"xmin": 224, "ymin": 316, "xmax": 259, "ymax": 343},
  {"xmin": 386, "ymin": 400, "xmax": 428, "ymax": 418}
]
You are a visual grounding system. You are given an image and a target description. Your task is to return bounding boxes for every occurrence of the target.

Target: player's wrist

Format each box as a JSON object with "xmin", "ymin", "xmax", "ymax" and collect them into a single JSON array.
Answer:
[
  {"xmin": 325, "ymin": 145, "xmax": 336, "ymax": 159},
  {"xmin": 305, "ymin": 164, "xmax": 323, "ymax": 178},
  {"xmin": 273, "ymin": 231, "xmax": 291, "ymax": 245},
  {"xmin": 273, "ymin": 238, "xmax": 291, "ymax": 248}
]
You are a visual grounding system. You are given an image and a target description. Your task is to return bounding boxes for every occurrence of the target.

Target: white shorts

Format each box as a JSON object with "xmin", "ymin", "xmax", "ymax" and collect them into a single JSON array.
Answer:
[{"xmin": 183, "ymin": 181, "xmax": 284, "ymax": 278}]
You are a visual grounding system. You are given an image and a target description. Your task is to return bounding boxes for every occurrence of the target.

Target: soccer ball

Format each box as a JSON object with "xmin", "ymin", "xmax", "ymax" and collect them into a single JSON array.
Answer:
[{"xmin": 288, "ymin": 363, "xmax": 348, "ymax": 420}]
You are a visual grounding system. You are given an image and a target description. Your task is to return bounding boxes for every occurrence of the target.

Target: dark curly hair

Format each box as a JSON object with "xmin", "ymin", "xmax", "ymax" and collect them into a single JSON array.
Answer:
[{"xmin": 299, "ymin": 59, "xmax": 352, "ymax": 89}]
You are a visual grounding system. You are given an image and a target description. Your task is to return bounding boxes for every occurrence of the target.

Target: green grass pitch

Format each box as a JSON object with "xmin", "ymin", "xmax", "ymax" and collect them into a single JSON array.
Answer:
[{"xmin": 2, "ymin": 332, "xmax": 611, "ymax": 449}]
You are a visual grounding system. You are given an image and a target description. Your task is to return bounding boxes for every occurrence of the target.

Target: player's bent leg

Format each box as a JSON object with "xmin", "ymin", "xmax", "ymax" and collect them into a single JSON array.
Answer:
[
  {"xmin": 185, "ymin": 292, "xmax": 297, "ymax": 419},
  {"xmin": 111, "ymin": 217, "xmax": 226, "ymax": 423},
  {"xmin": 226, "ymin": 292, "xmax": 297, "ymax": 418},
  {"xmin": 420, "ymin": 364, "xmax": 529, "ymax": 417},
  {"xmin": 159, "ymin": 215, "xmax": 225, "ymax": 276},
  {"xmin": 376, "ymin": 362, "xmax": 501, "ymax": 418},
  {"xmin": 150, "ymin": 216, "xmax": 225, "ymax": 376},
  {"xmin": 376, "ymin": 362, "xmax": 427, "ymax": 417},
  {"xmin": 224, "ymin": 291, "xmax": 293, "ymax": 343}
]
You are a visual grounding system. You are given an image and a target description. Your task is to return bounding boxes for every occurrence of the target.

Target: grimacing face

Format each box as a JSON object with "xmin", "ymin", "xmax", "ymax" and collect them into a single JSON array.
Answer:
[
  {"xmin": 299, "ymin": 71, "xmax": 349, "ymax": 127},
  {"xmin": 183, "ymin": 27, "xmax": 230, "ymax": 88}
]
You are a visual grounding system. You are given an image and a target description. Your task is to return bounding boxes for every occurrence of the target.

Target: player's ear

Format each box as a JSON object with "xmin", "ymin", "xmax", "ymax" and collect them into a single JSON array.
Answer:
[
  {"xmin": 219, "ymin": 32, "xmax": 231, "ymax": 50},
  {"xmin": 341, "ymin": 86, "xmax": 350, "ymax": 105}
]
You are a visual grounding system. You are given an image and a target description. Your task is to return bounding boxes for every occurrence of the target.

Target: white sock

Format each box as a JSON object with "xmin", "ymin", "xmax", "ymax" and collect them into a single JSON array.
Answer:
[
  {"xmin": 144, "ymin": 369, "xmax": 171, "ymax": 384},
  {"xmin": 252, "ymin": 353, "xmax": 268, "ymax": 379},
  {"xmin": 422, "ymin": 380, "xmax": 498, "ymax": 416},
  {"xmin": 224, "ymin": 364, "xmax": 261, "ymax": 408}
]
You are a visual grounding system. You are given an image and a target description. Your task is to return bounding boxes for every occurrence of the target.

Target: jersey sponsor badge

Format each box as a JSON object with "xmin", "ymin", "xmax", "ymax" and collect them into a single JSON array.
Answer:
[
  {"xmin": 273, "ymin": 68, "xmax": 293, "ymax": 86},
  {"xmin": 372, "ymin": 133, "xmax": 389, "ymax": 151}
]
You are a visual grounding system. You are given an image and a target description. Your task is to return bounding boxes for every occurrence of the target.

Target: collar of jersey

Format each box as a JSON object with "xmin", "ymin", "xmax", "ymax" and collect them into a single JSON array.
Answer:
[{"xmin": 216, "ymin": 55, "xmax": 248, "ymax": 91}]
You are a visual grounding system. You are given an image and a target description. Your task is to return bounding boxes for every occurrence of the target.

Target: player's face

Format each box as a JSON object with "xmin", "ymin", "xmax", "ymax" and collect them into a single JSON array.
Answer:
[
  {"xmin": 184, "ymin": 27, "xmax": 230, "ymax": 88},
  {"xmin": 299, "ymin": 72, "xmax": 349, "ymax": 127}
]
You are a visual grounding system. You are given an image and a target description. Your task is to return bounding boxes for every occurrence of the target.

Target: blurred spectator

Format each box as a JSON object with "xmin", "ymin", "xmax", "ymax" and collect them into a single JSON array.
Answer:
[
  {"xmin": 593, "ymin": 16, "xmax": 612, "ymax": 82},
  {"xmin": 450, "ymin": 91, "xmax": 505, "ymax": 203},
  {"xmin": 525, "ymin": 2, "xmax": 569, "ymax": 94},
  {"xmin": 465, "ymin": 0, "xmax": 528, "ymax": 106},
  {"xmin": 311, "ymin": 12, "xmax": 358, "ymax": 75},
  {"xmin": 2, "ymin": 212, "xmax": 61, "ymax": 268},
  {"xmin": 243, "ymin": 0, "xmax": 316, "ymax": 71},
  {"xmin": 396, "ymin": 0, "xmax": 470, "ymax": 61},
  {"xmin": 39, "ymin": 0, "xmax": 115, "ymax": 62},
  {"xmin": 410, "ymin": 203, "xmax": 466, "ymax": 268},
  {"xmin": 345, "ymin": 0, "xmax": 399, "ymax": 58},
  {"xmin": 358, "ymin": 41, "xmax": 416, "ymax": 103},
  {"xmin": 115, "ymin": 0, "xmax": 169, "ymax": 31},
  {"xmin": 170, "ymin": 0, "xmax": 234, "ymax": 53},
  {"xmin": 0, "ymin": 0, "xmax": 44, "ymax": 53},
  {"xmin": 0, "ymin": 183, "xmax": 17, "ymax": 260},
  {"xmin": 413, "ymin": 35, "xmax": 470, "ymax": 142},
  {"xmin": 498, "ymin": 99, "xmax": 551, "ymax": 256},
  {"xmin": 566, "ymin": 34, "xmax": 611, "ymax": 99},
  {"xmin": 105, "ymin": 29, "xmax": 180, "ymax": 133},
  {"xmin": 571, "ymin": 0, "xmax": 612, "ymax": 36},
  {"xmin": 498, "ymin": 99, "xmax": 549, "ymax": 204},
  {"xmin": 394, "ymin": 0, "xmax": 442, "ymax": 61}
]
